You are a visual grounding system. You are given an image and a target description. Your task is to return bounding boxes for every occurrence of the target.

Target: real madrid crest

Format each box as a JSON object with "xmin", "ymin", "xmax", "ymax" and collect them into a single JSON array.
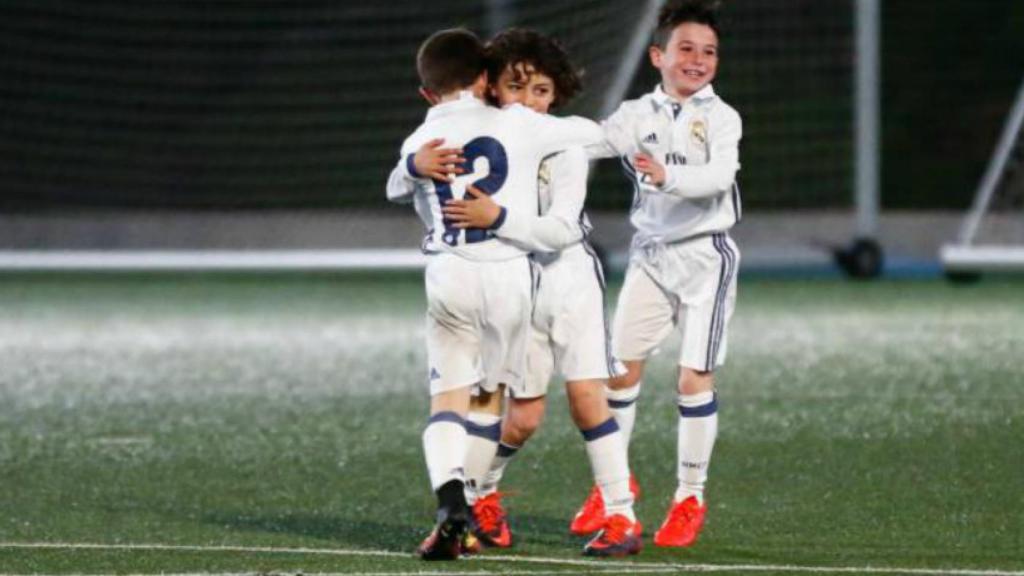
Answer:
[
  {"xmin": 690, "ymin": 120, "xmax": 707, "ymax": 147},
  {"xmin": 537, "ymin": 160, "xmax": 552, "ymax": 187}
]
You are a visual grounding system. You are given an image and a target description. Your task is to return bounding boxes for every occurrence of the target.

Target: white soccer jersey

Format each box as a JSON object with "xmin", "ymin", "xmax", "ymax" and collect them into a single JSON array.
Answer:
[
  {"xmin": 588, "ymin": 84, "xmax": 742, "ymax": 245},
  {"xmin": 492, "ymin": 146, "xmax": 620, "ymax": 390},
  {"xmin": 494, "ymin": 145, "xmax": 590, "ymax": 256},
  {"xmin": 386, "ymin": 92, "xmax": 603, "ymax": 261}
]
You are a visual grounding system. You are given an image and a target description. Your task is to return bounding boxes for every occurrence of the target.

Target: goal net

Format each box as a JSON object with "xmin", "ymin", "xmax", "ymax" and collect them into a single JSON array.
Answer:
[
  {"xmin": 0, "ymin": 0, "xmax": 855, "ymax": 212},
  {"xmin": 0, "ymin": 0, "xmax": 861, "ymax": 271}
]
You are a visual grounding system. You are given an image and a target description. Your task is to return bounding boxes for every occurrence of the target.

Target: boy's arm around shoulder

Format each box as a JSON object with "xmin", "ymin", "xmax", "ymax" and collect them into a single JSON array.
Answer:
[
  {"xmin": 586, "ymin": 100, "xmax": 637, "ymax": 160},
  {"xmin": 660, "ymin": 105, "xmax": 742, "ymax": 199},
  {"xmin": 509, "ymin": 104, "xmax": 603, "ymax": 156}
]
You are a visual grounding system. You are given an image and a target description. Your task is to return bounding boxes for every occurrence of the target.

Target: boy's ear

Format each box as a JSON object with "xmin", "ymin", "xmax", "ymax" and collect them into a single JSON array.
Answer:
[
  {"xmin": 471, "ymin": 71, "xmax": 489, "ymax": 94},
  {"xmin": 418, "ymin": 86, "xmax": 440, "ymax": 105},
  {"xmin": 648, "ymin": 45, "xmax": 664, "ymax": 69}
]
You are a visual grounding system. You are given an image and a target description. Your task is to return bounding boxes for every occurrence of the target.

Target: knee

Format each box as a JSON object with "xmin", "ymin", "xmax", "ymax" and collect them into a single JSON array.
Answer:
[
  {"xmin": 608, "ymin": 361, "xmax": 644, "ymax": 391},
  {"xmin": 678, "ymin": 367, "xmax": 714, "ymax": 395},
  {"xmin": 504, "ymin": 399, "xmax": 545, "ymax": 444}
]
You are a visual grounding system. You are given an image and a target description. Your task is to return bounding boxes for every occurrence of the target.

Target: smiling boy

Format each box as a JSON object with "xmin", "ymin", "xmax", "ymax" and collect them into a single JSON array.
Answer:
[{"xmin": 584, "ymin": 0, "xmax": 743, "ymax": 548}]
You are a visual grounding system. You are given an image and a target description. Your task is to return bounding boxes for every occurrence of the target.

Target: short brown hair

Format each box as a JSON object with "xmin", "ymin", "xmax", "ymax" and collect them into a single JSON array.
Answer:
[
  {"xmin": 416, "ymin": 28, "xmax": 486, "ymax": 95},
  {"xmin": 485, "ymin": 28, "xmax": 583, "ymax": 110},
  {"xmin": 652, "ymin": 0, "xmax": 721, "ymax": 50}
]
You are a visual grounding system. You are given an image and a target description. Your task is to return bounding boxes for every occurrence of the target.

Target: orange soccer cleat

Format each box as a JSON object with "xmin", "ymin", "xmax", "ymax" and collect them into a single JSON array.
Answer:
[
  {"xmin": 582, "ymin": 514, "xmax": 643, "ymax": 557},
  {"xmin": 570, "ymin": 475, "xmax": 641, "ymax": 535},
  {"xmin": 653, "ymin": 495, "xmax": 706, "ymax": 547},
  {"xmin": 471, "ymin": 491, "xmax": 512, "ymax": 548}
]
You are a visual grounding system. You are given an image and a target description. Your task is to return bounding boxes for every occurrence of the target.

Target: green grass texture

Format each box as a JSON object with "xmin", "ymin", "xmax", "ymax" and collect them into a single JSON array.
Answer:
[{"xmin": 1, "ymin": 273, "xmax": 1021, "ymax": 575}]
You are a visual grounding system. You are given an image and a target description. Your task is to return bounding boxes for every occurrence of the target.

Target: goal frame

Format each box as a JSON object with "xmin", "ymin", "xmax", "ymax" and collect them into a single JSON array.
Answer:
[{"xmin": 940, "ymin": 75, "xmax": 1024, "ymax": 275}]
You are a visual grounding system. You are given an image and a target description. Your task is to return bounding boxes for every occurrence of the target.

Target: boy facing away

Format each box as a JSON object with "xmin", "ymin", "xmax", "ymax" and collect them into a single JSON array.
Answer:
[{"xmin": 385, "ymin": 27, "xmax": 603, "ymax": 561}]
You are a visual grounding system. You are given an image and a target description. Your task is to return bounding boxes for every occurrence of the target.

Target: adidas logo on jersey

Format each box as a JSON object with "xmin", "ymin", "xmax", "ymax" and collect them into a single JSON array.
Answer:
[
  {"xmin": 429, "ymin": 367, "xmax": 441, "ymax": 381},
  {"xmin": 642, "ymin": 132, "xmax": 658, "ymax": 145}
]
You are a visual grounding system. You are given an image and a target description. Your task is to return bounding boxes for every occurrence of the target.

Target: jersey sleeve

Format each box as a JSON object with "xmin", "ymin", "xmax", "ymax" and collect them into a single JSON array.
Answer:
[
  {"xmin": 587, "ymin": 103, "xmax": 634, "ymax": 160},
  {"xmin": 514, "ymin": 105, "xmax": 604, "ymax": 156},
  {"xmin": 386, "ymin": 135, "xmax": 431, "ymax": 204},
  {"xmin": 385, "ymin": 155, "xmax": 419, "ymax": 204},
  {"xmin": 494, "ymin": 147, "xmax": 587, "ymax": 252},
  {"xmin": 659, "ymin": 107, "xmax": 742, "ymax": 199}
]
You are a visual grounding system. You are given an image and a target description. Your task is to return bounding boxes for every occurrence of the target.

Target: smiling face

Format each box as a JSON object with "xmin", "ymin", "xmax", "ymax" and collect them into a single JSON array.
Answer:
[
  {"xmin": 650, "ymin": 22, "xmax": 719, "ymax": 100},
  {"xmin": 489, "ymin": 62, "xmax": 556, "ymax": 114}
]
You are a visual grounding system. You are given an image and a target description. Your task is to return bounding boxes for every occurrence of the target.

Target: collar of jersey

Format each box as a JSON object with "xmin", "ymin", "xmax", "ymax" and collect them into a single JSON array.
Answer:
[
  {"xmin": 426, "ymin": 91, "xmax": 486, "ymax": 121},
  {"xmin": 651, "ymin": 83, "xmax": 717, "ymax": 111}
]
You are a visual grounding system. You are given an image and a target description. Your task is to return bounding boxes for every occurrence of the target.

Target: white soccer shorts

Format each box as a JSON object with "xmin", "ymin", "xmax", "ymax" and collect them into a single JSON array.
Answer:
[
  {"xmin": 612, "ymin": 232, "xmax": 739, "ymax": 372},
  {"xmin": 519, "ymin": 244, "xmax": 624, "ymax": 399},
  {"xmin": 424, "ymin": 252, "xmax": 534, "ymax": 396}
]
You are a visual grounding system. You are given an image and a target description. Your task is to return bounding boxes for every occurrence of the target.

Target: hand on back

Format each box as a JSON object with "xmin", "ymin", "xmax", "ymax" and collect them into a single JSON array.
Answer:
[
  {"xmin": 442, "ymin": 185, "xmax": 502, "ymax": 229},
  {"xmin": 415, "ymin": 138, "xmax": 465, "ymax": 181}
]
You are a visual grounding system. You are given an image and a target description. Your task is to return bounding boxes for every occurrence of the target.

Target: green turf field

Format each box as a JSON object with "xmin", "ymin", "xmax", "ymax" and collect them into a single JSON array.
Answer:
[{"xmin": 1, "ymin": 273, "xmax": 1022, "ymax": 576}]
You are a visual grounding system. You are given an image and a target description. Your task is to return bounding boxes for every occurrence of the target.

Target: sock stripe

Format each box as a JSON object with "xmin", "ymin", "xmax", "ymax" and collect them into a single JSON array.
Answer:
[
  {"xmin": 581, "ymin": 417, "xmax": 620, "ymax": 442},
  {"xmin": 496, "ymin": 441, "xmax": 520, "ymax": 458},
  {"xmin": 608, "ymin": 397, "xmax": 637, "ymax": 409},
  {"xmin": 428, "ymin": 411, "xmax": 466, "ymax": 426},
  {"xmin": 607, "ymin": 385, "xmax": 641, "ymax": 409},
  {"xmin": 465, "ymin": 419, "xmax": 501, "ymax": 441},
  {"xmin": 678, "ymin": 395, "xmax": 718, "ymax": 418}
]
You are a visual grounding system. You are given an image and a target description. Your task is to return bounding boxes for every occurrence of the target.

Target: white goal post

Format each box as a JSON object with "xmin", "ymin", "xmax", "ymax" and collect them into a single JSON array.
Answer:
[{"xmin": 940, "ymin": 75, "xmax": 1024, "ymax": 275}]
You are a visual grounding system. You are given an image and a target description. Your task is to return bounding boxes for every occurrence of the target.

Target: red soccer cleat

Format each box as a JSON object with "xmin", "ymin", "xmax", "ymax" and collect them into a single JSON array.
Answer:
[
  {"xmin": 570, "ymin": 475, "xmax": 641, "ymax": 536},
  {"xmin": 653, "ymin": 495, "xmax": 707, "ymax": 547},
  {"xmin": 471, "ymin": 492, "xmax": 512, "ymax": 548},
  {"xmin": 570, "ymin": 484, "xmax": 605, "ymax": 535},
  {"xmin": 582, "ymin": 514, "xmax": 643, "ymax": 557}
]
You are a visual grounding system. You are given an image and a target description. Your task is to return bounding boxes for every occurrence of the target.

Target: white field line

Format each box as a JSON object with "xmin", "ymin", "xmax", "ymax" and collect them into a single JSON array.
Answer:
[
  {"xmin": 0, "ymin": 541, "xmax": 1022, "ymax": 576},
  {"xmin": 0, "ymin": 569, "xmax": 679, "ymax": 573}
]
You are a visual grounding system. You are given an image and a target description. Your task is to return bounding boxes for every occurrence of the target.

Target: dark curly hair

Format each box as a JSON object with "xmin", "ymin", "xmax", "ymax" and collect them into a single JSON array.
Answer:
[
  {"xmin": 652, "ymin": 0, "xmax": 722, "ymax": 49},
  {"xmin": 485, "ymin": 28, "xmax": 583, "ymax": 110}
]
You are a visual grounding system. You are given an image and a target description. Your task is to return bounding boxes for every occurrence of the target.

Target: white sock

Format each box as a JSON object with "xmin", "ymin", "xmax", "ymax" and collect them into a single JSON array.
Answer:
[
  {"xmin": 675, "ymin": 391, "xmax": 718, "ymax": 504},
  {"xmin": 582, "ymin": 417, "xmax": 635, "ymax": 521},
  {"xmin": 422, "ymin": 412, "xmax": 468, "ymax": 492},
  {"xmin": 606, "ymin": 381, "xmax": 641, "ymax": 461},
  {"xmin": 479, "ymin": 441, "xmax": 519, "ymax": 496},
  {"xmin": 462, "ymin": 412, "xmax": 502, "ymax": 504}
]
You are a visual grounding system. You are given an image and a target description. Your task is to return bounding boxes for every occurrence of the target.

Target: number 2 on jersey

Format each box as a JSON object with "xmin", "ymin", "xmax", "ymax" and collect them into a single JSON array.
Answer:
[{"xmin": 436, "ymin": 136, "xmax": 508, "ymax": 246}]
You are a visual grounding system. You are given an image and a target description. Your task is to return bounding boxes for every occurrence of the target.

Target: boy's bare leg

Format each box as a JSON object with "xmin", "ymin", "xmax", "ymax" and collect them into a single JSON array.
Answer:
[{"xmin": 476, "ymin": 396, "xmax": 545, "ymax": 497}]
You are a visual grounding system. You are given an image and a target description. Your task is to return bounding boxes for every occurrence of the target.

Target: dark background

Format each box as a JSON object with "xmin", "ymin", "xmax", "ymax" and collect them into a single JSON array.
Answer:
[{"xmin": 1, "ymin": 0, "xmax": 1021, "ymax": 211}]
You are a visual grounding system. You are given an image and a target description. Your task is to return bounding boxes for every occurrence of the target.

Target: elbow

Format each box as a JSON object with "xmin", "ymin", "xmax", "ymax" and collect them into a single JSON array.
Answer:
[{"xmin": 386, "ymin": 189, "xmax": 413, "ymax": 204}]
